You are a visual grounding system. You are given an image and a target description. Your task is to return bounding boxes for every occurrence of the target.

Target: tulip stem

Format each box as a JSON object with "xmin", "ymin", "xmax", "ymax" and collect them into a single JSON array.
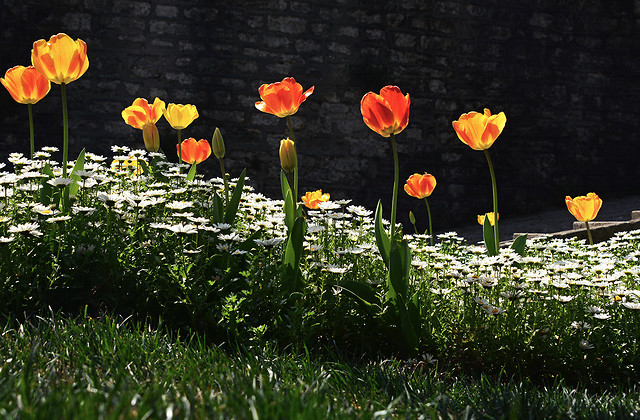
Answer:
[
  {"xmin": 218, "ymin": 157, "xmax": 229, "ymax": 206},
  {"xmin": 177, "ymin": 128, "xmax": 183, "ymax": 168},
  {"xmin": 27, "ymin": 103, "xmax": 34, "ymax": 160},
  {"xmin": 424, "ymin": 197, "xmax": 434, "ymax": 247},
  {"xmin": 286, "ymin": 116, "xmax": 298, "ymax": 208},
  {"xmin": 61, "ymin": 82, "xmax": 70, "ymax": 212},
  {"xmin": 484, "ymin": 149, "xmax": 499, "ymax": 252},
  {"xmin": 61, "ymin": 83, "xmax": 68, "ymax": 178},
  {"xmin": 390, "ymin": 134, "xmax": 400, "ymax": 240},
  {"xmin": 585, "ymin": 221, "xmax": 594, "ymax": 245}
]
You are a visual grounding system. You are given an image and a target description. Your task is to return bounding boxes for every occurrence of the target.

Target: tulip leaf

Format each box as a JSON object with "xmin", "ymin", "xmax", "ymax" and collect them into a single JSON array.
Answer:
[
  {"xmin": 39, "ymin": 164, "xmax": 55, "ymax": 206},
  {"xmin": 282, "ymin": 216, "xmax": 306, "ymax": 292},
  {"xmin": 333, "ymin": 280, "xmax": 382, "ymax": 313},
  {"xmin": 284, "ymin": 190, "xmax": 295, "ymax": 233},
  {"xmin": 398, "ymin": 297, "xmax": 419, "ymax": 355},
  {"xmin": 280, "ymin": 170, "xmax": 291, "ymax": 201},
  {"xmin": 68, "ymin": 148, "xmax": 85, "ymax": 198},
  {"xmin": 483, "ymin": 215, "xmax": 498, "ymax": 256},
  {"xmin": 511, "ymin": 234, "xmax": 527, "ymax": 256},
  {"xmin": 387, "ymin": 239, "xmax": 411, "ymax": 302},
  {"xmin": 186, "ymin": 163, "xmax": 197, "ymax": 181},
  {"xmin": 374, "ymin": 201, "xmax": 390, "ymax": 268},
  {"xmin": 224, "ymin": 168, "xmax": 246, "ymax": 225},
  {"xmin": 212, "ymin": 191, "xmax": 224, "ymax": 222}
]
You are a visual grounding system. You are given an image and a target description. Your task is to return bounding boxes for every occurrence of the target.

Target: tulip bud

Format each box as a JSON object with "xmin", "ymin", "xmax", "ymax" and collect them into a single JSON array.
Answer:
[
  {"xmin": 279, "ymin": 138, "xmax": 297, "ymax": 173},
  {"xmin": 409, "ymin": 211, "xmax": 416, "ymax": 225},
  {"xmin": 142, "ymin": 123, "xmax": 160, "ymax": 152},
  {"xmin": 212, "ymin": 127, "xmax": 225, "ymax": 159}
]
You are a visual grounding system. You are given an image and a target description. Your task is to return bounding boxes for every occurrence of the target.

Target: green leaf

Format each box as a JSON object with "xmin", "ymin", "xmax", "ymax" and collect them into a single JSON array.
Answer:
[
  {"xmin": 186, "ymin": 162, "xmax": 197, "ymax": 181},
  {"xmin": 39, "ymin": 164, "xmax": 55, "ymax": 206},
  {"xmin": 212, "ymin": 191, "xmax": 224, "ymax": 223},
  {"xmin": 333, "ymin": 280, "xmax": 381, "ymax": 309},
  {"xmin": 483, "ymin": 215, "xmax": 498, "ymax": 256},
  {"xmin": 374, "ymin": 200, "xmax": 390, "ymax": 268},
  {"xmin": 280, "ymin": 170, "xmax": 291, "ymax": 201},
  {"xmin": 283, "ymin": 189, "xmax": 295, "ymax": 232},
  {"xmin": 224, "ymin": 168, "xmax": 246, "ymax": 224},
  {"xmin": 68, "ymin": 148, "xmax": 85, "ymax": 198},
  {"xmin": 387, "ymin": 239, "xmax": 411, "ymax": 301},
  {"xmin": 511, "ymin": 234, "xmax": 527, "ymax": 256},
  {"xmin": 398, "ymin": 299, "xmax": 419, "ymax": 355},
  {"xmin": 282, "ymin": 217, "xmax": 306, "ymax": 292}
]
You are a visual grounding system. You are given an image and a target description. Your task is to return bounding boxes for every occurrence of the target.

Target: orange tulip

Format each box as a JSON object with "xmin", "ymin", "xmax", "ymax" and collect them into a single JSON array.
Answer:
[
  {"xmin": 404, "ymin": 173, "xmax": 436, "ymax": 199},
  {"xmin": 452, "ymin": 108, "xmax": 506, "ymax": 150},
  {"xmin": 177, "ymin": 138, "xmax": 211, "ymax": 164},
  {"xmin": 31, "ymin": 33, "xmax": 89, "ymax": 84},
  {"xmin": 565, "ymin": 193, "xmax": 602, "ymax": 222},
  {"xmin": 301, "ymin": 190, "xmax": 330, "ymax": 209},
  {"xmin": 360, "ymin": 86, "xmax": 410, "ymax": 137},
  {"xmin": 122, "ymin": 97, "xmax": 165, "ymax": 129},
  {"xmin": 1, "ymin": 65, "xmax": 51, "ymax": 104},
  {"xmin": 255, "ymin": 77, "xmax": 314, "ymax": 118},
  {"xmin": 163, "ymin": 103, "xmax": 199, "ymax": 130}
]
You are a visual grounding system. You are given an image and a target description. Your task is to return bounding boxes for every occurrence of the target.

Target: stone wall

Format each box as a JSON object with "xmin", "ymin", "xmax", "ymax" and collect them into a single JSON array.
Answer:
[{"xmin": 1, "ymin": 0, "xmax": 639, "ymax": 231}]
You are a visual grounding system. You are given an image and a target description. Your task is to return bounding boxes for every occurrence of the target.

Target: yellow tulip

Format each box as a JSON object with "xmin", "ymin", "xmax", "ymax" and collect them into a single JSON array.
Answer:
[
  {"xmin": 163, "ymin": 103, "xmax": 199, "ymax": 129},
  {"xmin": 31, "ymin": 33, "xmax": 89, "ymax": 84}
]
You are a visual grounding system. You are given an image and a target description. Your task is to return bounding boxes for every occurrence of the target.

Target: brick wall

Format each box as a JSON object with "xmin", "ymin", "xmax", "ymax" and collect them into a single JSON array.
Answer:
[{"xmin": 1, "ymin": 0, "xmax": 639, "ymax": 231}]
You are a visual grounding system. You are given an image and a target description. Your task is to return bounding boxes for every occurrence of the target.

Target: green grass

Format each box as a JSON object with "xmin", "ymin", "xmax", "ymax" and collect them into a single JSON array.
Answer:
[{"xmin": 0, "ymin": 313, "xmax": 638, "ymax": 419}]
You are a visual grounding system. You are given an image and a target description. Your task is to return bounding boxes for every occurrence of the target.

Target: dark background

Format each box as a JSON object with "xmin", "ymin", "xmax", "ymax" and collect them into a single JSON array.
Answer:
[{"xmin": 1, "ymin": 0, "xmax": 639, "ymax": 232}]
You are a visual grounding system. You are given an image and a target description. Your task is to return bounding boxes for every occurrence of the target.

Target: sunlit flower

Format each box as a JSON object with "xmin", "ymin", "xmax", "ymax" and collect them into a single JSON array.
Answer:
[
  {"xmin": 452, "ymin": 108, "xmax": 506, "ymax": 150},
  {"xmin": 404, "ymin": 173, "xmax": 436, "ymax": 199},
  {"xmin": 255, "ymin": 77, "xmax": 314, "ymax": 118},
  {"xmin": 1, "ymin": 65, "xmax": 51, "ymax": 104},
  {"xmin": 360, "ymin": 85, "xmax": 410, "ymax": 137},
  {"xmin": 176, "ymin": 138, "xmax": 211, "ymax": 164},
  {"xmin": 565, "ymin": 193, "xmax": 602, "ymax": 222},
  {"xmin": 31, "ymin": 33, "xmax": 89, "ymax": 84},
  {"xmin": 122, "ymin": 97, "xmax": 166, "ymax": 152},
  {"xmin": 163, "ymin": 103, "xmax": 199, "ymax": 130},
  {"xmin": 301, "ymin": 189, "xmax": 330, "ymax": 209},
  {"xmin": 477, "ymin": 212, "xmax": 498, "ymax": 226}
]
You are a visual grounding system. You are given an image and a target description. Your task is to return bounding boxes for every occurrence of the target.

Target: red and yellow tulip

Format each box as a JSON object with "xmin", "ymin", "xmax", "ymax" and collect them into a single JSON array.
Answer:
[
  {"xmin": 452, "ymin": 108, "xmax": 506, "ymax": 151},
  {"xmin": 122, "ymin": 97, "xmax": 166, "ymax": 152},
  {"xmin": 1, "ymin": 65, "xmax": 51, "ymax": 104},
  {"xmin": 177, "ymin": 138, "xmax": 211, "ymax": 164},
  {"xmin": 360, "ymin": 86, "xmax": 410, "ymax": 137},
  {"xmin": 301, "ymin": 190, "xmax": 330, "ymax": 209},
  {"xmin": 31, "ymin": 33, "xmax": 89, "ymax": 85},
  {"xmin": 404, "ymin": 173, "xmax": 436, "ymax": 199},
  {"xmin": 255, "ymin": 77, "xmax": 314, "ymax": 118}
]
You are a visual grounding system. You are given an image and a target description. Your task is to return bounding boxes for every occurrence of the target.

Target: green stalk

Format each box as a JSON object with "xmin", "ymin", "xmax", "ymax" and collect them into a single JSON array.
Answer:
[
  {"xmin": 218, "ymin": 157, "xmax": 229, "ymax": 205},
  {"xmin": 585, "ymin": 221, "xmax": 594, "ymax": 245},
  {"xmin": 61, "ymin": 83, "xmax": 68, "ymax": 178},
  {"xmin": 177, "ymin": 128, "xmax": 183, "ymax": 167},
  {"xmin": 27, "ymin": 103, "xmax": 34, "ymax": 160},
  {"xmin": 61, "ymin": 82, "xmax": 70, "ymax": 211},
  {"xmin": 286, "ymin": 116, "xmax": 298, "ymax": 207},
  {"xmin": 483, "ymin": 149, "xmax": 499, "ymax": 252},
  {"xmin": 390, "ymin": 134, "xmax": 399, "ymax": 240},
  {"xmin": 424, "ymin": 197, "xmax": 434, "ymax": 247}
]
